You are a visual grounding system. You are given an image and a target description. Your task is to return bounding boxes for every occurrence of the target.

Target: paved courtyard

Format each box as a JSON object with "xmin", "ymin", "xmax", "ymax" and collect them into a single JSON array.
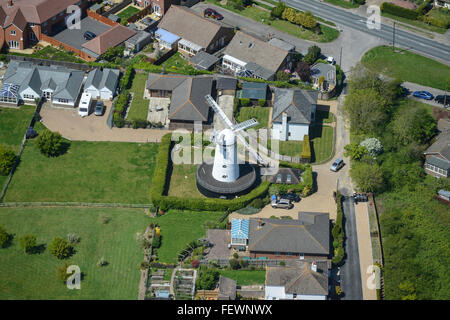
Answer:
[
  {"xmin": 205, "ymin": 229, "xmax": 232, "ymax": 260},
  {"xmin": 52, "ymin": 17, "xmax": 112, "ymax": 50},
  {"xmin": 147, "ymin": 97, "xmax": 170, "ymax": 125}
]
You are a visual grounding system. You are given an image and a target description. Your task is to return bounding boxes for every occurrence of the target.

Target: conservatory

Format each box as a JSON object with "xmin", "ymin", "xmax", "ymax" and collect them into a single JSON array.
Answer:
[{"xmin": 0, "ymin": 83, "xmax": 20, "ymax": 105}]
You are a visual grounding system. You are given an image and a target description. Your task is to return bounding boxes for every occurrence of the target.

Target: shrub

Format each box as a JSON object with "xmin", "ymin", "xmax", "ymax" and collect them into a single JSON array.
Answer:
[
  {"xmin": 279, "ymin": 261, "xmax": 286, "ymax": 266},
  {"xmin": 197, "ymin": 267, "xmax": 220, "ymax": 290},
  {"xmin": 240, "ymin": 98, "xmax": 251, "ymax": 107},
  {"xmin": 132, "ymin": 119, "xmax": 149, "ymax": 129},
  {"xmin": 303, "ymin": 45, "xmax": 321, "ymax": 65},
  {"xmin": 19, "ymin": 234, "xmax": 37, "ymax": 254},
  {"xmin": 0, "ymin": 225, "xmax": 12, "ymax": 248},
  {"xmin": 360, "ymin": 137, "xmax": 383, "ymax": 157},
  {"xmin": 120, "ymin": 66, "xmax": 135, "ymax": 90},
  {"xmin": 97, "ymin": 257, "xmax": 108, "ymax": 267},
  {"xmin": 300, "ymin": 135, "xmax": 311, "ymax": 161},
  {"xmin": 152, "ymin": 235, "xmax": 161, "ymax": 248},
  {"xmin": 140, "ymin": 261, "xmax": 150, "ymax": 270},
  {"xmin": 258, "ymin": 99, "xmax": 266, "ymax": 107},
  {"xmin": 271, "ymin": 1, "xmax": 286, "ymax": 18},
  {"xmin": 380, "ymin": 2, "xmax": 419, "ymax": 20},
  {"xmin": 35, "ymin": 130, "xmax": 65, "ymax": 157},
  {"xmin": 56, "ymin": 262, "xmax": 73, "ymax": 282},
  {"xmin": 249, "ymin": 198, "xmax": 265, "ymax": 209},
  {"xmin": 192, "ymin": 259, "xmax": 200, "ymax": 268},
  {"xmin": 113, "ymin": 113, "xmax": 125, "ymax": 128},
  {"xmin": 229, "ymin": 258, "xmax": 240, "ymax": 270},
  {"xmin": 239, "ymin": 259, "xmax": 249, "ymax": 269},
  {"xmin": 49, "ymin": 237, "xmax": 73, "ymax": 259},
  {"xmin": 0, "ymin": 145, "xmax": 16, "ymax": 175},
  {"xmin": 99, "ymin": 214, "xmax": 111, "ymax": 224}
]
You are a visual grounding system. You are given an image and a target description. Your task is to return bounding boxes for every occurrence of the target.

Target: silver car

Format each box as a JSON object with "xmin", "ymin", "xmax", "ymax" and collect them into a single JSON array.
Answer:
[
  {"xmin": 94, "ymin": 101, "xmax": 104, "ymax": 116},
  {"xmin": 330, "ymin": 158, "xmax": 344, "ymax": 172},
  {"xmin": 271, "ymin": 198, "xmax": 293, "ymax": 209}
]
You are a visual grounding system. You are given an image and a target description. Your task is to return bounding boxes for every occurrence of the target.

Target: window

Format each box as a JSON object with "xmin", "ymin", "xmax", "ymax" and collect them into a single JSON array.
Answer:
[
  {"xmin": 276, "ymin": 174, "xmax": 282, "ymax": 183},
  {"xmin": 8, "ymin": 40, "xmax": 19, "ymax": 49},
  {"xmin": 299, "ymin": 253, "xmax": 304, "ymax": 260},
  {"xmin": 10, "ymin": 30, "xmax": 16, "ymax": 36},
  {"xmin": 58, "ymin": 99, "xmax": 69, "ymax": 104},
  {"xmin": 286, "ymin": 174, "xmax": 292, "ymax": 184},
  {"xmin": 23, "ymin": 94, "xmax": 34, "ymax": 100},
  {"xmin": 52, "ymin": 16, "xmax": 56, "ymax": 21},
  {"xmin": 29, "ymin": 23, "xmax": 35, "ymax": 28},
  {"xmin": 293, "ymin": 294, "xmax": 297, "ymax": 298}
]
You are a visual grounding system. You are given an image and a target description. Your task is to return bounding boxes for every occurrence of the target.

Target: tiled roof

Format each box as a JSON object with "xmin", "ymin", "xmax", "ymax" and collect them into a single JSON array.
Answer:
[
  {"xmin": 82, "ymin": 24, "xmax": 136, "ymax": 56},
  {"xmin": 272, "ymin": 88, "xmax": 318, "ymax": 125}
]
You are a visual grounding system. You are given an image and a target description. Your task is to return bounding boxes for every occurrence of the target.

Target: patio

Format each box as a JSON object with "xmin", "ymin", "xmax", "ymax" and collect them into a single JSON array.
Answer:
[{"xmin": 147, "ymin": 97, "xmax": 170, "ymax": 126}]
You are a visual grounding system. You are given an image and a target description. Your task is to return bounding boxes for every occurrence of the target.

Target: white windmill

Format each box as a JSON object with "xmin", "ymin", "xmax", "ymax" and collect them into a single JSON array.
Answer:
[{"xmin": 205, "ymin": 95, "xmax": 265, "ymax": 183}]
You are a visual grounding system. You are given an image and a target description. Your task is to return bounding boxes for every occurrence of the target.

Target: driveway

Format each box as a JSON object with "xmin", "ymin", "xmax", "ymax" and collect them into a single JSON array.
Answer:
[
  {"xmin": 52, "ymin": 17, "xmax": 112, "ymax": 50},
  {"xmin": 403, "ymin": 82, "xmax": 449, "ymax": 108},
  {"xmin": 40, "ymin": 102, "xmax": 171, "ymax": 143}
]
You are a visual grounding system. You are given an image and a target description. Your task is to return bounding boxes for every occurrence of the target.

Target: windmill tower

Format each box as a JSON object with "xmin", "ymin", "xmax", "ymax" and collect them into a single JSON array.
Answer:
[{"xmin": 205, "ymin": 95, "xmax": 265, "ymax": 183}]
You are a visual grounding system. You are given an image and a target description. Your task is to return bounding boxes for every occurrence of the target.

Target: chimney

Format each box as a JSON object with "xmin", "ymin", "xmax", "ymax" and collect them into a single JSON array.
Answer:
[
  {"xmin": 7, "ymin": 0, "xmax": 13, "ymax": 7},
  {"xmin": 311, "ymin": 262, "xmax": 317, "ymax": 272},
  {"xmin": 281, "ymin": 112, "xmax": 288, "ymax": 141}
]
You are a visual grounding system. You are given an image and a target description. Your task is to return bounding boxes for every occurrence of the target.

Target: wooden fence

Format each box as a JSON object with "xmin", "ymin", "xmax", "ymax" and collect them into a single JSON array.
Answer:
[
  {"xmin": 87, "ymin": 10, "xmax": 119, "ymax": 27},
  {"xmin": 102, "ymin": 0, "xmax": 132, "ymax": 16},
  {"xmin": 41, "ymin": 34, "xmax": 95, "ymax": 62},
  {"xmin": 127, "ymin": 5, "xmax": 153, "ymax": 24}
]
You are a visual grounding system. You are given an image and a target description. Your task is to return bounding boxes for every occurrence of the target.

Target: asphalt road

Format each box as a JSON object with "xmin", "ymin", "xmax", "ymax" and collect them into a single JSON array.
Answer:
[{"xmin": 282, "ymin": 0, "xmax": 450, "ymax": 64}]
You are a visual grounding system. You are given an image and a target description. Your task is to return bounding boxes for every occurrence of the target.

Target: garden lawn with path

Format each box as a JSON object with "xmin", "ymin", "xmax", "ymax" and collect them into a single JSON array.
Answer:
[
  {"xmin": 147, "ymin": 210, "xmax": 224, "ymax": 264},
  {"xmin": 117, "ymin": 6, "xmax": 141, "ymax": 21},
  {"xmin": 235, "ymin": 106, "xmax": 270, "ymax": 130},
  {"xmin": 217, "ymin": 269, "xmax": 266, "ymax": 286},
  {"xmin": 4, "ymin": 139, "xmax": 158, "ymax": 204},
  {"xmin": 126, "ymin": 72, "xmax": 150, "ymax": 121},
  {"xmin": 362, "ymin": 46, "xmax": 450, "ymax": 91},
  {"xmin": 0, "ymin": 207, "xmax": 149, "ymax": 299},
  {"xmin": 160, "ymin": 52, "xmax": 199, "ymax": 74}
]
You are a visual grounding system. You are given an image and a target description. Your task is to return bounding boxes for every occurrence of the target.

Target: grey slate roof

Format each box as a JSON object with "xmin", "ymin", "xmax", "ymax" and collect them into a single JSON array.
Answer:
[
  {"xmin": 269, "ymin": 168, "xmax": 302, "ymax": 184},
  {"xmin": 146, "ymin": 73, "xmax": 189, "ymax": 91},
  {"xmin": 266, "ymin": 260, "xmax": 328, "ymax": 296},
  {"xmin": 237, "ymin": 82, "xmax": 268, "ymax": 100},
  {"xmin": 189, "ymin": 51, "xmax": 219, "ymax": 70},
  {"xmin": 426, "ymin": 156, "xmax": 450, "ymax": 171},
  {"xmin": 216, "ymin": 77, "xmax": 237, "ymax": 90},
  {"xmin": 268, "ymin": 38, "xmax": 295, "ymax": 52},
  {"xmin": 272, "ymin": 88, "xmax": 318, "ymax": 125},
  {"xmin": 311, "ymin": 63, "xmax": 336, "ymax": 85},
  {"xmin": 245, "ymin": 61, "xmax": 275, "ymax": 80},
  {"xmin": 424, "ymin": 130, "xmax": 450, "ymax": 161},
  {"xmin": 3, "ymin": 60, "xmax": 84, "ymax": 101},
  {"xmin": 248, "ymin": 212, "xmax": 330, "ymax": 255},
  {"xmin": 126, "ymin": 30, "xmax": 152, "ymax": 46},
  {"xmin": 85, "ymin": 68, "xmax": 120, "ymax": 93},
  {"xmin": 218, "ymin": 276, "xmax": 237, "ymax": 300}
]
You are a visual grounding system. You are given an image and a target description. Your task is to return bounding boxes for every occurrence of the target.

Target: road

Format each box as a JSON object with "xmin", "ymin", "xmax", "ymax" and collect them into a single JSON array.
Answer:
[{"xmin": 282, "ymin": 0, "xmax": 450, "ymax": 64}]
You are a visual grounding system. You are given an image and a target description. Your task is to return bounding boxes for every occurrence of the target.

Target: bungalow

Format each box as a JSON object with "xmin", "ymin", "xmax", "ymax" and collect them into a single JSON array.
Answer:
[
  {"xmin": 310, "ymin": 62, "xmax": 336, "ymax": 95},
  {"xmin": 434, "ymin": 0, "xmax": 450, "ymax": 9},
  {"xmin": 222, "ymin": 31, "xmax": 292, "ymax": 81},
  {"xmin": 247, "ymin": 212, "xmax": 330, "ymax": 260},
  {"xmin": 423, "ymin": 128, "xmax": 450, "ymax": 178},
  {"xmin": 265, "ymin": 260, "xmax": 329, "ymax": 300},
  {"xmin": 269, "ymin": 167, "xmax": 303, "ymax": 184},
  {"xmin": 83, "ymin": 68, "xmax": 120, "ymax": 101},
  {"xmin": 0, "ymin": 60, "xmax": 83, "ymax": 106},
  {"xmin": 271, "ymin": 88, "xmax": 318, "ymax": 141},
  {"xmin": 156, "ymin": 5, "xmax": 234, "ymax": 56},
  {"xmin": 145, "ymin": 73, "xmax": 214, "ymax": 130}
]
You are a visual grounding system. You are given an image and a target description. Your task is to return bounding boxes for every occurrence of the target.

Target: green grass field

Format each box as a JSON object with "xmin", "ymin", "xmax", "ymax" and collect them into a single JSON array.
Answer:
[
  {"xmin": 4, "ymin": 140, "xmax": 158, "ymax": 204},
  {"xmin": 0, "ymin": 105, "xmax": 35, "ymax": 152},
  {"xmin": 126, "ymin": 72, "xmax": 149, "ymax": 121},
  {"xmin": 0, "ymin": 207, "xmax": 149, "ymax": 299},
  {"xmin": 160, "ymin": 52, "xmax": 198, "ymax": 74},
  {"xmin": 235, "ymin": 106, "xmax": 270, "ymax": 129},
  {"xmin": 217, "ymin": 270, "xmax": 266, "ymax": 286},
  {"xmin": 362, "ymin": 46, "xmax": 450, "ymax": 90},
  {"xmin": 167, "ymin": 164, "xmax": 206, "ymax": 199},
  {"xmin": 147, "ymin": 210, "xmax": 224, "ymax": 263},
  {"xmin": 381, "ymin": 12, "xmax": 447, "ymax": 35},
  {"xmin": 117, "ymin": 6, "xmax": 141, "ymax": 21}
]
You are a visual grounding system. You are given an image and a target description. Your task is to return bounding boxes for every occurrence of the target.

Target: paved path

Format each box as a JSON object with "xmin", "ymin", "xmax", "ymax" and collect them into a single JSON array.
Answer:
[
  {"xmin": 40, "ymin": 104, "xmax": 170, "ymax": 143},
  {"xmin": 354, "ymin": 202, "xmax": 377, "ymax": 300}
]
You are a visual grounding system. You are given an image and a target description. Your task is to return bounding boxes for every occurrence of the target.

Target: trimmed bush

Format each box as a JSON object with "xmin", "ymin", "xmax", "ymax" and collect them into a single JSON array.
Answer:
[
  {"xmin": 0, "ymin": 145, "xmax": 16, "ymax": 175},
  {"xmin": 49, "ymin": 237, "xmax": 73, "ymax": 260},
  {"xmin": 35, "ymin": 130, "xmax": 65, "ymax": 157},
  {"xmin": 240, "ymin": 98, "xmax": 251, "ymax": 107},
  {"xmin": 380, "ymin": 2, "xmax": 419, "ymax": 20},
  {"xmin": 120, "ymin": 66, "xmax": 135, "ymax": 90},
  {"xmin": 258, "ymin": 99, "xmax": 266, "ymax": 107},
  {"xmin": 300, "ymin": 135, "xmax": 311, "ymax": 161},
  {"xmin": 332, "ymin": 192, "xmax": 345, "ymax": 266},
  {"xmin": 19, "ymin": 234, "xmax": 37, "ymax": 254}
]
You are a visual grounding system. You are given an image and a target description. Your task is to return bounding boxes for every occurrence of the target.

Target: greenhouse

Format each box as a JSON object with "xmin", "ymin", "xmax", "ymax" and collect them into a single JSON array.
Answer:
[{"xmin": 0, "ymin": 83, "xmax": 20, "ymax": 104}]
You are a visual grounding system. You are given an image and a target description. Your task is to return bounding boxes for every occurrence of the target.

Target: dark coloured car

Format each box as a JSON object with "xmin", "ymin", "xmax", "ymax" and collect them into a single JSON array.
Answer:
[
  {"xmin": 435, "ymin": 95, "xmax": 450, "ymax": 106},
  {"xmin": 412, "ymin": 91, "xmax": 434, "ymax": 100},
  {"xmin": 84, "ymin": 31, "xmax": 96, "ymax": 41},
  {"xmin": 353, "ymin": 193, "xmax": 368, "ymax": 203},
  {"xmin": 204, "ymin": 8, "xmax": 223, "ymax": 20},
  {"xmin": 280, "ymin": 193, "xmax": 301, "ymax": 203},
  {"xmin": 26, "ymin": 126, "xmax": 37, "ymax": 139},
  {"xmin": 94, "ymin": 101, "xmax": 104, "ymax": 116}
]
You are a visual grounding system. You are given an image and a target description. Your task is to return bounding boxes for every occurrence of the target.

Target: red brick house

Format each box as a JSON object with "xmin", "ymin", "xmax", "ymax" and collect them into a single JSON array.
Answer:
[
  {"xmin": 0, "ymin": 0, "xmax": 89, "ymax": 51},
  {"xmin": 133, "ymin": 0, "xmax": 180, "ymax": 16}
]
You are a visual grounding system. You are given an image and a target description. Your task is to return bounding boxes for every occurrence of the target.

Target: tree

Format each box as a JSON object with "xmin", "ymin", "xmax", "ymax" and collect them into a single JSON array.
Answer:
[
  {"xmin": 276, "ymin": 70, "xmax": 291, "ymax": 81},
  {"xmin": 0, "ymin": 225, "xmax": 12, "ymax": 248},
  {"xmin": 271, "ymin": 1, "xmax": 286, "ymax": 18},
  {"xmin": 196, "ymin": 267, "xmax": 219, "ymax": 290},
  {"xmin": 282, "ymin": 8, "xmax": 296, "ymax": 23},
  {"xmin": 0, "ymin": 145, "xmax": 16, "ymax": 176},
  {"xmin": 302, "ymin": 14, "xmax": 317, "ymax": 29},
  {"xmin": 295, "ymin": 61, "xmax": 311, "ymax": 82},
  {"xmin": 35, "ymin": 130, "xmax": 65, "ymax": 157},
  {"xmin": 391, "ymin": 106, "xmax": 437, "ymax": 146},
  {"xmin": 19, "ymin": 234, "xmax": 37, "ymax": 254},
  {"xmin": 360, "ymin": 138, "xmax": 383, "ymax": 158},
  {"xmin": 350, "ymin": 162, "xmax": 384, "ymax": 193},
  {"xmin": 232, "ymin": 0, "xmax": 245, "ymax": 10},
  {"xmin": 344, "ymin": 143, "xmax": 368, "ymax": 161},
  {"xmin": 229, "ymin": 258, "xmax": 241, "ymax": 270},
  {"xmin": 303, "ymin": 45, "xmax": 321, "ymax": 65},
  {"xmin": 49, "ymin": 237, "xmax": 73, "ymax": 259}
]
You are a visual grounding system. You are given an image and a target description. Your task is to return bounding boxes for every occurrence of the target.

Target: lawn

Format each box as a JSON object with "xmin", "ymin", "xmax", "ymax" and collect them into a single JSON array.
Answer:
[
  {"xmin": 217, "ymin": 270, "xmax": 266, "ymax": 286},
  {"xmin": 315, "ymin": 110, "xmax": 335, "ymax": 124},
  {"xmin": 324, "ymin": 0, "xmax": 360, "ymax": 9},
  {"xmin": 278, "ymin": 140, "xmax": 303, "ymax": 158},
  {"xmin": 206, "ymin": 1, "xmax": 339, "ymax": 42},
  {"xmin": 126, "ymin": 72, "xmax": 149, "ymax": 121},
  {"xmin": 362, "ymin": 46, "xmax": 450, "ymax": 91},
  {"xmin": 381, "ymin": 12, "xmax": 448, "ymax": 34},
  {"xmin": 11, "ymin": 45, "xmax": 87, "ymax": 64},
  {"xmin": 0, "ymin": 105, "xmax": 35, "ymax": 152},
  {"xmin": 117, "ymin": 6, "xmax": 141, "ymax": 21},
  {"xmin": 0, "ymin": 207, "xmax": 149, "ymax": 299},
  {"xmin": 147, "ymin": 210, "xmax": 224, "ymax": 264},
  {"xmin": 4, "ymin": 140, "xmax": 158, "ymax": 204},
  {"xmin": 160, "ymin": 52, "xmax": 199, "ymax": 74},
  {"xmin": 235, "ymin": 106, "xmax": 270, "ymax": 129},
  {"xmin": 167, "ymin": 164, "xmax": 206, "ymax": 199}
]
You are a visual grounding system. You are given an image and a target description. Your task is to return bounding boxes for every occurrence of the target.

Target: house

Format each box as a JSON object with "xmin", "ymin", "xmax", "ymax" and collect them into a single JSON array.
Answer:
[
  {"xmin": 230, "ymin": 218, "xmax": 249, "ymax": 249},
  {"xmin": 0, "ymin": 0, "xmax": 90, "ymax": 51},
  {"xmin": 437, "ymin": 189, "xmax": 450, "ymax": 202},
  {"xmin": 236, "ymin": 82, "xmax": 269, "ymax": 103},
  {"xmin": 268, "ymin": 37, "xmax": 295, "ymax": 53},
  {"xmin": 83, "ymin": 68, "xmax": 120, "ymax": 101},
  {"xmin": 216, "ymin": 77, "xmax": 237, "ymax": 96},
  {"xmin": 434, "ymin": 0, "xmax": 450, "ymax": 8},
  {"xmin": 81, "ymin": 24, "xmax": 136, "ymax": 60},
  {"xmin": 0, "ymin": 60, "xmax": 83, "ymax": 106},
  {"xmin": 265, "ymin": 260, "xmax": 329, "ymax": 300},
  {"xmin": 247, "ymin": 212, "xmax": 330, "ymax": 260},
  {"xmin": 271, "ymin": 88, "xmax": 318, "ymax": 141},
  {"xmin": 134, "ymin": 0, "xmax": 180, "ymax": 16},
  {"xmin": 222, "ymin": 31, "xmax": 292, "ymax": 81},
  {"xmin": 125, "ymin": 30, "xmax": 152, "ymax": 53},
  {"xmin": 311, "ymin": 62, "xmax": 336, "ymax": 95},
  {"xmin": 145, "ymin": 73, "xmax": 214, "ymax": 129},
  {"xmin": 269, "ymin": 168, "xmax": 303, "ymax": 184},
  {"xmin": 89, "ymin": 3, "xmax": 104, "ymax": 14},
  {"xmin": 189, "ymin": 50, "xmax": 219, "ymax": 71},
  {"xmin": 423, "ymin": 128, "xmax": 450, "ymax": 178},
  {"xmin": 156, "ymin": 5, "xmax": 234, "ymax": 56}
]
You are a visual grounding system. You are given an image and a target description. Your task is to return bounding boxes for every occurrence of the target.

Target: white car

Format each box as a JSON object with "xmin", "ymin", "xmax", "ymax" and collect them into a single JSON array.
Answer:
[{"xmin": 326, "ymin": 56, "xmax": 335, "ymax": 65}]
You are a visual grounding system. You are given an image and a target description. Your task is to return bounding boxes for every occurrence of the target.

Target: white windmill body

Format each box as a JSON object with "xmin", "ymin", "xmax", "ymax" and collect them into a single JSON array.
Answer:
[{"xmin": 212, "ymin": 128, "xmax": 239, "ymax": 182}]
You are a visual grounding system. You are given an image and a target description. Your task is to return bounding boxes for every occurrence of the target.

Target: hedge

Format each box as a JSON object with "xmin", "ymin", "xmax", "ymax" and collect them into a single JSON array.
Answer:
[
  {"xmin": 120, "ymin": 66, "xmax": 135, "ymax": 90},
  {"xmin": 301, "ymin": 134, "xmax": 311, "ymax": 161},
  {"xmin": 380, "ymin": 2, "xmax": 419, "ymax": 20},
  {"xmin": 149, "ymin": 133, "xmax": 270, "ymax": 212},
  {"xmin": 331, "ymin": 192, "xmax": 345, "ymax": 266}
]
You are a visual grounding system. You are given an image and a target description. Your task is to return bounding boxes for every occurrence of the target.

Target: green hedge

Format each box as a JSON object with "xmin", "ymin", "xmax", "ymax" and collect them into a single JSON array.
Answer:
[
  {"xmin": 120, "ymin": 66, "xmax": 135, "ymax": 90},
  {"xmin": 149, "ymin": 133, "xmax": 270, "ymax": 211},
  {"xmin": 380, "ymin": 2, "xmax": 419, "ymax": 20},
  {"xmin": 331, "ymin": 192, "xmax": 345, "ymax": 266},
  {"xmin": 301, "ymin": 134, "xmax": 311, "ymax": 161}
]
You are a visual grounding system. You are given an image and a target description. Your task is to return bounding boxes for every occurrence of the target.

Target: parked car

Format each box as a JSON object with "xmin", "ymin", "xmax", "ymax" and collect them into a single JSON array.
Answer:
[
  {"xmin": 435, "ymin": 95, "xmax": 450, "ymax": 106},
  {"xmin": 94, "ymin": 101, "xmax": 104, "ymax": 116},
  {"xmin": 26, "ymin": 126, "xmax": 37, "ymax": 139},
  {"xmin": 84, "ymin": 31, "xmax": 96, "ymax": 41},
  {"xmin": 271, "ymin": 198, "xmax": 293, "ymax": 209},
  {"xmin": 412, "ymin": 91, "xmax": 434, "ymax": 100},
  {"xmin": 353, "ymin": 193, "xmax": 368, "ymax": 203},
  {"xmin": 204, "ymin": 8, "xmax": 223, "ymax": 20},
  {"xmin": 280, "ymin": 193, "xmax": 300, "ymax": 203},
  {"xmin": 330, "ymin": 158, "xmax": 344, "ymax": 172},
  {"xmin": 326, "ymin": 56, "xmax": 335, "ymax": 65}
]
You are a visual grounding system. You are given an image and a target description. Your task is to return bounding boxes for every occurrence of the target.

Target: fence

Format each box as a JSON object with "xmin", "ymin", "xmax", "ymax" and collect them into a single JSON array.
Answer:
[
  {"xmin": 6, "ymin": 54, "xmax": 91, "ymax": 71},
  {"xmin": 87, "ymin": 10, "xmax": 119, "ymax": 27},
  {"xmin": 41, "ymin": 34, "xmax": 95, "ymax": 62},
  {"xmin": 127, "ymin": 5, "xmax": 153, "ymax": 24},
  {"xmin": 368, "ymin": 193, "xmax": 385, "ymax": 299},
  {"xmin": 200, "ymin": 258, "xmax": 284, "ymax": 268},
  {"xmin": 103, "ymin": 0, "xmax": 132, "ymax": 16}
]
